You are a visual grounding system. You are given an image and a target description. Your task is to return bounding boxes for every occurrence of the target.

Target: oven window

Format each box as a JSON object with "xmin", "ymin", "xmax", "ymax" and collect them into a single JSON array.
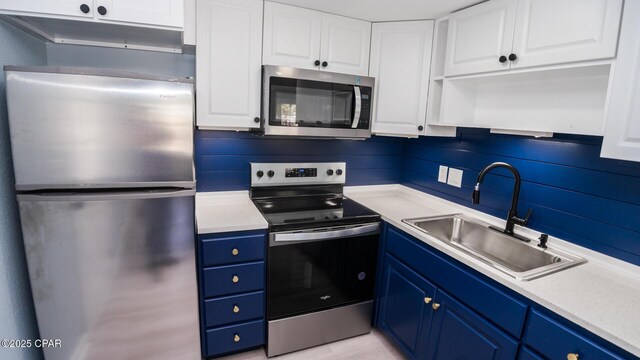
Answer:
[
  {"xmin": 269, "ymin": 77, "xmax": 354, "ymax": 128},
  {"xmin": 267, "ymin": 234, "xmax": 379, "ymax": 320}
]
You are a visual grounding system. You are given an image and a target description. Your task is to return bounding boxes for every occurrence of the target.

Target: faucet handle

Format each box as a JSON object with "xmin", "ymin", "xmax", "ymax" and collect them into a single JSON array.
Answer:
[{"xmin": 512, "ymin": 208, "xmax": 533, "ymax": 226}]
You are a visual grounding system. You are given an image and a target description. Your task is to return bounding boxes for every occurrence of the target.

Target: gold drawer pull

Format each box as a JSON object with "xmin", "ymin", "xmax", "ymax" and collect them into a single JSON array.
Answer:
[
  {"xmin": 424, "ymin": 297, "xmax": 432, "ymax": 304},
  {"xmin": 233, "ymin": 334, "xmax": 240, "ymax": 343},
  {"xmin": 567, "ymin": 354, "xmax": 579, "ymax": 360},
  {"xmin": 232, "ymin": 248, "xmax": 239, "ymax": 256},
  {"xmin": 432, "ymin": 303, "xmax": 441, "ymax": 310},
  {"xmin": 233, "ymin": 305, "xmax": 240, "ymax": 313},
  {"xmin": 232, "ymin": 275, "xmax": 239, "ymax": 283}
]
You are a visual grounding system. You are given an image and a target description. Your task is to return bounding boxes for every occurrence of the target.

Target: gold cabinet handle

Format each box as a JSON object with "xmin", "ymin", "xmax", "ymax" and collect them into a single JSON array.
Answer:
[
  {"xmin": 233, "ymin": 334, "xmax": 240, "ymax": 343},
  {"xmin": 232, "ymin": 248, "xmax": 239, "ymax": 256},
  {"xmin": 432, "ymin": 303, "xmax": 441, "ymax": 310},
  {"xmin": 233, "ymin": 305, "xmax": 240, "ymax": 313},
  {"xmin": 424, "ymin": 297, "xmax": 432, "ymax": 304},
  {"xmin": 232, "ymin": 275, "xmax": 239, "ymax": 283},
  {"xmin": 567, "ymin": 354, "xmax": 579, "ymax": 360}
]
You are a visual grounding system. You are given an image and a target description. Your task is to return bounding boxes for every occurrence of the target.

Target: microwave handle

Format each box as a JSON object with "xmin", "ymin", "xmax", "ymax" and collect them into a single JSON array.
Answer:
[{"xmin": 351, "ymin": 86, "xmax": 362, "ymax": 129}]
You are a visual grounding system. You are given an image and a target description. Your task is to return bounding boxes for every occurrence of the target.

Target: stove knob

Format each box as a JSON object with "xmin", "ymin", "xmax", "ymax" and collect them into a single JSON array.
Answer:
[
  {"xmin": 336, "ymin": 169, "xmax": 343, "ymax": 175},
  {"xmin": 327, "ymin": 169, "xmax": 334, "ymax": 176},
  {"xmin": 267, "ymin": 170, "xmax": 275, "ymax": 177},
  {"xmin": 256, "ymin": 170, "xmax": 264, "ymax": 178}
]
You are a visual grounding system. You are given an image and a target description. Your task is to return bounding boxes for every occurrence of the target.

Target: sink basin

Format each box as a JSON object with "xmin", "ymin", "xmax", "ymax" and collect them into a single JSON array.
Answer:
[{"xmin": 402, "ymin": 214, "xmax": 586, "ymax": 281}]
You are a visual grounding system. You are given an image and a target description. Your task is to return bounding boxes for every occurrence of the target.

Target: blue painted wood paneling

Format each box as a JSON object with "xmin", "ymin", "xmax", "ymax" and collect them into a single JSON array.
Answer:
[
  {"xmin": 195, "ymin": 130, "xmax": 404, "ymax": 192},
  {"xmin": 401, "ymin": 128, "xmax": 640, "ymax": 267}
]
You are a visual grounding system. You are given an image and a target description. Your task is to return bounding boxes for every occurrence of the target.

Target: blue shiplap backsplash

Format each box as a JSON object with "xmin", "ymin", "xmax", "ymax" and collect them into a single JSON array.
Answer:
[
  {"xmin": 195, "ymin": 130, "xmax": 404, "ymax": 192},
  {"xmin": 195, "ymin": 128, "xmax": 640, "ymax": 266},
  {"xmin": 402, "ymin": 128, "xmax": 640, "ymax": 267}
]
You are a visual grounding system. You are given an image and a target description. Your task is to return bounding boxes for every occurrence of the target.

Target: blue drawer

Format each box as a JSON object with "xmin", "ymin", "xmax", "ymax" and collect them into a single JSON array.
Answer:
[
  {"xmin": 524, "ymin": 310, "xmax": 626, "ymax": 360},
  {"xmin": 203, "ymin": 261, "xmax": 264, "ymax": 298},
  {"xmin": 205, "ymin": 319, "xmax": 264, "ymax": 357},
  {"xmin": 204, "ymin": 291, "xmax": 264, "ymax": 328},
  {"xmin": 201, "ymin": 233, "xmax": 265, "ymax": 267},
  {"xmin": 385, "ymin": 226, "xmax": 528, "ymax": 338}
]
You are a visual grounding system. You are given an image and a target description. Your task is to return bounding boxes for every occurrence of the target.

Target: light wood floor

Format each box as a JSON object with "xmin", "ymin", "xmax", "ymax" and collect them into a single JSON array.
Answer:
[{"xmin": 219, "ymin": 329, "xmax": 405, "ymax": 360}]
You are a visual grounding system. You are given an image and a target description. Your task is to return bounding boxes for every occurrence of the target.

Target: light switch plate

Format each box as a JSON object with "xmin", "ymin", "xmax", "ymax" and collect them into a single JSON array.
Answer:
[
  {"xmin": 447, "ymin": 168, "xmax": 463, "ymax": 188},
  {"xmin": 438, "ymin": 166, "xmax": 448, "ymax": 183}
]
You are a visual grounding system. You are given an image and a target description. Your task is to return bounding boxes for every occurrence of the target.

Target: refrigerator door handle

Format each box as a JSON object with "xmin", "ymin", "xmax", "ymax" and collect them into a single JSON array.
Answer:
[{"xmin": 17, "ymin": 189, "xmax": 196, "ymax": 202}]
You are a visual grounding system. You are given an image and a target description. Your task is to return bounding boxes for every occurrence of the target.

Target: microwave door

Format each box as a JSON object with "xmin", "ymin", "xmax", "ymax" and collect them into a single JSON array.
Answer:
[{"xmin": 351, "ymin": 86, "xmax": 362, "ymax": 129}]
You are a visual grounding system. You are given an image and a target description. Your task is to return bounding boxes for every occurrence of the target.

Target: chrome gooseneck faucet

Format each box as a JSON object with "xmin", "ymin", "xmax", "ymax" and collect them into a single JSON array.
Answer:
[{"xmin": 472, "ymin": 162, "xmax": 532, "ymax": 237}]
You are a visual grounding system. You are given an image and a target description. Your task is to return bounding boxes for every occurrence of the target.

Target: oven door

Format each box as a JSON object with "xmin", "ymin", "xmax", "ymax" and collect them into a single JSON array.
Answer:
[{"xmin": 267, "ymin": 223, "xmax": 380, "ymax": 321}]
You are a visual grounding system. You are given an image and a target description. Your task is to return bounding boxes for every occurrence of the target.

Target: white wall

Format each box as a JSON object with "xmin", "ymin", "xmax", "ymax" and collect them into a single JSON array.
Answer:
[{"xmin": 0, "ymin": 20, "xmax": 46, "ymax": 360}]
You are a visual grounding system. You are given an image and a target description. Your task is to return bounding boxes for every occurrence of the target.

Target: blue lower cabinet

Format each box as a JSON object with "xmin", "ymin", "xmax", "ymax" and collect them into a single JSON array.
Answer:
[
  {"xmin": 426, "ymin": 290, "xmax": 519, "ymax": 360},
  {"xmin": 204, "ymin": 291, "xmax": 265, "ymax": 328},
  {"xmin": 378, "ymin": 254, "xmax": 436, "ymax": 359},
  {"xmin": 198, "ymin": 230, "xmax": 267, "ymax": 358},
  {"xmin": 203, "ymin": 261, "xmax": 264, "ymax": 298},
  {"xmin": 518, "ymin": 347, "xmax": 543, "ymax": 360},
  {"xmin": 205, "ymin": 319, "xmax": 265, "ymax": 358},
  {"xmin": 524, "ymin": 310, "xmax": 628, "ymax": 360}
]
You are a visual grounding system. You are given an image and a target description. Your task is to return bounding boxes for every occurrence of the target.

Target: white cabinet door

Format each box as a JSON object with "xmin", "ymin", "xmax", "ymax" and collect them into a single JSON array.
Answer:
[
  {"xmin": 94, "ymin": 0, "xmax": 184, "ymax": 29},
  {"xmin": 319, "ymin": 13, "xmax": 371, "ymax": 76},
  {"xmin": 0, "ymin": 0, "xmax": 92, "ymax": 18},
  {"xmin": 196, "ymin": 0, "xmax": 263, "ymax": 130},
  {"xmin": 370, "ymin": 21, "xmax": 434, "ymax": 137},
  {"xmin": 511, "ymin": 0, "xmax": 623, "ymax": 70},
  {"xmin": 444, "ymin": 0, "xmax": 517, "ymax": 77},
  {"xmin": 601, "ymin": 0, "xmax": 640, "ymax": 162},
  {"xmin": 263, "ymin": 1, "xmax": 322, "ymax": 70}
]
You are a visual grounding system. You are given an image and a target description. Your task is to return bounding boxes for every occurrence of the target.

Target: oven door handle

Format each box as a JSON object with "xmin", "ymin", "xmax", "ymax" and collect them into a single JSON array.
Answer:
[
  {"xmin": 351, "ymin": 86, "xmax": 362, "ymax": 129},
  {"xmin": 273, "ymin": 223, "xmax": 379, "ymax": 243}
]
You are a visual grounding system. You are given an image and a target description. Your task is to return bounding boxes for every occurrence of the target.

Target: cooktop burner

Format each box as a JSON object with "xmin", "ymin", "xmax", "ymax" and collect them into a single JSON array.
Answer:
[
  {"xmin": 253, "ymin": 196, "xmax": 379, "ymax": 232},
  {"xmin": 249, "ymin": 162, "xmax": 380, "ymax": 232}
]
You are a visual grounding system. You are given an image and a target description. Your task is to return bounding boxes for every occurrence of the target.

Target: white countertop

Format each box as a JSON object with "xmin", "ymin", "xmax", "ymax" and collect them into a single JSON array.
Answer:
[
  {"xmin": 344, "ymin": 184, "xmax": 640, "ymax": 357},
  {"xmin": 196, "ymin": 191, "xmax": 268, "ymax": 234},
  {"xmin": 195, "ymin": 186, "xmax": 640, "ymax": 356}
]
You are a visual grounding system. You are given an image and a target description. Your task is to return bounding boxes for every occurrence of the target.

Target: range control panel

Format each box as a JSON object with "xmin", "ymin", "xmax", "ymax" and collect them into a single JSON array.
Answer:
[{"xmin": 251, "ymin": 162, "xmax": 346, "ymax": 187}]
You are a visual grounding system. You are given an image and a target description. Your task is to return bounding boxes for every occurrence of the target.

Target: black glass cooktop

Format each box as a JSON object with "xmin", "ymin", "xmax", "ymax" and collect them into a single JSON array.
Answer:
[{"xmin": 252, "ymin": 195, "xmax": 380, "ymax": 232}]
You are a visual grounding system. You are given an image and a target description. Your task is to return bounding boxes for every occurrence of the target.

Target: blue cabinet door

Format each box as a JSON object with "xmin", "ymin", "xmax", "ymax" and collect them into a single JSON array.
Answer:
[
  {"xmin": 426, "ymin": 290, "xmax": 519, "ymax": 360},
  {"xmin": 378, "ymin": 254, "xmax": 437, "ymax": 360}
]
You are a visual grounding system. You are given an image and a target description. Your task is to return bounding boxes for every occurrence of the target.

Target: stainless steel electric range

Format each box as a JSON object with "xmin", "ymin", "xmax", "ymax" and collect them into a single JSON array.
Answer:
[{"xmin": 250, "ymin": 162, "xmax": 381, "ymax": 357}]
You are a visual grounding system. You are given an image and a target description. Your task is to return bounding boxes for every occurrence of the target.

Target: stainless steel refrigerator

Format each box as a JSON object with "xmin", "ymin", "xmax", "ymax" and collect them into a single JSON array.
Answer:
[{"xmin": 4, "ymin": 66, "xmax": 200, "ymax": 360}]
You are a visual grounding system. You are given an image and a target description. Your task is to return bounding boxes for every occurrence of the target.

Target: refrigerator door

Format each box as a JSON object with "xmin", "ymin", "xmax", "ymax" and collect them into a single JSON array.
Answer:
[
  {"xmin": 5, "ymin": 67, "xmax": 194, "ymax": 191},
  {"xmin": 18, "ymin": 189, "xmax": 200, "ymax": 360}
]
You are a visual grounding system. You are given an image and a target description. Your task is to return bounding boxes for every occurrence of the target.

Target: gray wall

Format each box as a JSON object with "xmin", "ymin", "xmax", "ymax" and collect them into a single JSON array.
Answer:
[
  {"xmin": 46, "ymin": 43, "xmax": 195, "ymax": 77},
  {"xmin": 0, "ymin": 20, "xmax": 46, "ymax": 360}
]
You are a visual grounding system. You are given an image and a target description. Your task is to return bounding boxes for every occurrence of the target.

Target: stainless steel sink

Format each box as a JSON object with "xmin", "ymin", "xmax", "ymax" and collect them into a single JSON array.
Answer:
[{"xmin": 402, "ymin": 214, "xmax": 586, "ymax": 281}]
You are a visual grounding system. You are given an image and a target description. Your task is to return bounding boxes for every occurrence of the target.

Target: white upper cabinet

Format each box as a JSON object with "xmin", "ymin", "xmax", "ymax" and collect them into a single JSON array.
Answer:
[
  {"xmin": 601, "ymin": 0, "xmax": 640, "ymax": 162},
  {"xmin": 196, "ymin": 0, "xmax": 263, "ymax": 130},
  {"xmin": 444, "ymin": 0, "xmax": 516, "ymax": 77},
  {"xmin": 263, "ymin": 2, "xmax": 322, "ymax": 71},
  {"xmin": 0, "ymin": 0, "xmax": 93, "ymax": 18},
  {"xmin": 511, "ymin": 0, "xmax": 623, "ymax": 70},
  {"xmin": 369, "ymin": 21, "xmax": 434, "ymax": 137},
  {"xmin": 444, "ymin": 0, "xmax": 622, "ymax": 77},
  {"xmin": 263, "ymin": 1, "xmax": 371, "ymax": 76},
  {"xmin": 94, "ymin": 0, "xmax": 184, "ymax": 29},
  {"xmin": 0, "ymin": 0, "xmax": 184, "ymax": 29},
  {"xmin": 319, "ymin": 13, "xmax": 371, "ymax": 76}
]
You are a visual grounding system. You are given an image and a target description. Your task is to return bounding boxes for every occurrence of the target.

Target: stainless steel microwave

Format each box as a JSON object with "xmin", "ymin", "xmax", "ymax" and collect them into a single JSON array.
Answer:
[{"xmin": 259, "ymin": 65, "xmax": 375, "ymax": 139}]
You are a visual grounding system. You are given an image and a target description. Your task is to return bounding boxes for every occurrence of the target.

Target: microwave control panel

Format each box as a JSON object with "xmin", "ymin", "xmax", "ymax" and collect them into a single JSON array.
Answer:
[{"xmin": 357, "ymin": 87, "xmax": 372, "ymax": 130}]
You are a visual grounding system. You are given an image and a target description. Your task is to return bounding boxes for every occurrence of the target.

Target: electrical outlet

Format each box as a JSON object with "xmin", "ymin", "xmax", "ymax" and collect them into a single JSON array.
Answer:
[
  {"xmin": 447, "ymin": 168, "xmax": 463, "ymax": 188},
  {"xmin": 438, "ymin": 166, "xmax": 448, "ymax": 183}
]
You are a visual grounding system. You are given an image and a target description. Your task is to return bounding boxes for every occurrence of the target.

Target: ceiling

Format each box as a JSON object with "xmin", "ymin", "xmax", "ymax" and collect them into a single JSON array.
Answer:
[{"xmin": 268, "ymin": 0, "xmax": 483, "ymax": 22}]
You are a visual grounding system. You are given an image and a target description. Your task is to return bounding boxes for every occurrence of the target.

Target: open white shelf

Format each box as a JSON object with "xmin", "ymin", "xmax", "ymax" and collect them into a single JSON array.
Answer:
[
  {"xmin": 425, "ymin": 16, "xmax": 456, "ymax": 137},
  {"xmin": 437, "ymin": 63, "xmax": 612, "ymax": 136}
]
